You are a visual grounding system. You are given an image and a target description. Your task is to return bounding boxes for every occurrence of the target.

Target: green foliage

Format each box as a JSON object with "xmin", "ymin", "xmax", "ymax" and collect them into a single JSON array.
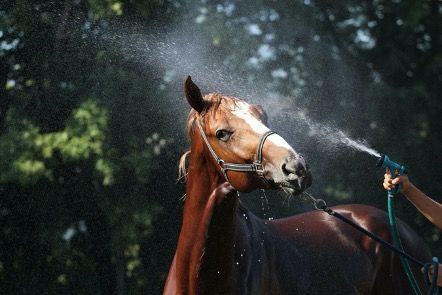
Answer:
[
  {"xmin": 88, "ymin": 0, "xmax": 123, "ymax": 18},
  {"xmin": 324, "ymin": 183, "xmax": 351, "ymax": 201},
  {"xmin": 0, "ymin": 100, "xmax": 109, "ymax": 185},
  {"xmin": 0, "ymin": 0, "xmax": 441, "ymax": 294}
]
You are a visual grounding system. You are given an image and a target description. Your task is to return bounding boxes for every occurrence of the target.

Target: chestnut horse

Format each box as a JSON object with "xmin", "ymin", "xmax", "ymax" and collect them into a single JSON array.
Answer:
[{"xmin": 163, "ymin": 77, "xmax": 431, "ymax": 294}]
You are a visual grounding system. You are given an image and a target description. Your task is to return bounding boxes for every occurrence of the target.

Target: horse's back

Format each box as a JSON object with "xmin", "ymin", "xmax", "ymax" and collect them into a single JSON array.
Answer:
[{"xmin": 269, "ymin": 204, "xmax": 431, "ymax": 294}]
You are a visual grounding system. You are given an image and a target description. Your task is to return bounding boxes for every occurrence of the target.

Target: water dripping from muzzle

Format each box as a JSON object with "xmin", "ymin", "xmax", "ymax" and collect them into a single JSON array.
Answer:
[{"xmin": 260, "ymin": 189, "xmax": 274, "ymax": 221}]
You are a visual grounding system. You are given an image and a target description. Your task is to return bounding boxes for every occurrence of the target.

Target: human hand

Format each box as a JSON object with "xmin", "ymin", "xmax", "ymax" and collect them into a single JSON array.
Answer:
[
  {"xmin": 424, "ymin": 263, "xmax": 442, "ymax": 287},
  {"xmin": 383, "ymin": 168, "xmax": 411, "ymax": 194}
]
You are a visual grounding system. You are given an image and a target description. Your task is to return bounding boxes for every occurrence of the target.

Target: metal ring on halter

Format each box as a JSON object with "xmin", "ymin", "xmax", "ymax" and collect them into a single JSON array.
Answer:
[{"xmin": 313, "ymin": 198, "xmax": 328, "ymax": 211}]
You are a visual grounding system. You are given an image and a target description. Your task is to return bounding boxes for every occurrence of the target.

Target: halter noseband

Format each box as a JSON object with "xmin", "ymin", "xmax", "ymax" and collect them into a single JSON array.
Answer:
[{"xmin": 196, "ymin": 120, "xmax": 275, "ymax": 185}]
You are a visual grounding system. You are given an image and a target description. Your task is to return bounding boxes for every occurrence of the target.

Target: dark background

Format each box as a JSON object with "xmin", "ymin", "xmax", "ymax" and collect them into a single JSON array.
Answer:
[{"xmin": 1, "ymin": 0, "xmax": 441, "ymax": 294}]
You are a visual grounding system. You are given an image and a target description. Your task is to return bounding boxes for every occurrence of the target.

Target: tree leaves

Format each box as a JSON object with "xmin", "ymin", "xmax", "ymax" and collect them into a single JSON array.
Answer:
[{"xmin": 0, "ymin": 100, "xmax": 109, "ymax": 184}]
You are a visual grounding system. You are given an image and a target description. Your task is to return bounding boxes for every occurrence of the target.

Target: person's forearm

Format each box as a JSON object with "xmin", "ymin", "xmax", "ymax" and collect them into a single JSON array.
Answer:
[{"xmin": 402, "ymin": 184, "xmax": 442, "ymax": 229}]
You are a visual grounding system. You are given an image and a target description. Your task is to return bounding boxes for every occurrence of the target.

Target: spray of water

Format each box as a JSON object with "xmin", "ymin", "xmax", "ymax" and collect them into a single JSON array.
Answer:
[
  {"xmin": 97, "ymin": 22, "xmax": 381, "ymax": 159},
  {"xmin": 273, "ymin": 108, "xmax": 381, "ymax": 158},
  {"xmin": 99, "ymin": 25, "xmax": 260, "ymax": 100},
  {"xmin": 338, "ymin": 135, "xmax": 381, "ymax": 158}
]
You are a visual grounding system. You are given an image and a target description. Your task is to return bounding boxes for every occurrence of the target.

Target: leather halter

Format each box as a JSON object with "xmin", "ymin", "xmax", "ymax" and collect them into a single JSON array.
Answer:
[{"xmin": 196, "ymin": 120, "xmax": 275, "ymax": 184}]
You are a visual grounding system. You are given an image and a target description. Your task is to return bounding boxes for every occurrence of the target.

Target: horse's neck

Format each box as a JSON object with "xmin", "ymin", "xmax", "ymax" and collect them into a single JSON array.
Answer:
[
  {"xmin": 173, "ymin": 151, "xmax": 306, "ymax": 294},
  {"xmin": 175, "ymin": 143, "xmax": 238, "ymax": 294}
]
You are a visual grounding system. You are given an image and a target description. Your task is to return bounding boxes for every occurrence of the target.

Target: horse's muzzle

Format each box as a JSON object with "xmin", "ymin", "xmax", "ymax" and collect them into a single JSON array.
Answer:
[{"xmin": 281, "ymin": 156, "xmax": 312, "ymax": 192}]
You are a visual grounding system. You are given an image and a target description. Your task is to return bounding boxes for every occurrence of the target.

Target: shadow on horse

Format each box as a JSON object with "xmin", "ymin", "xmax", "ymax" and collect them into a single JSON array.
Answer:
[{"xmin": 163, "ymin": 77, "xmax": 431, "ymax": 294}]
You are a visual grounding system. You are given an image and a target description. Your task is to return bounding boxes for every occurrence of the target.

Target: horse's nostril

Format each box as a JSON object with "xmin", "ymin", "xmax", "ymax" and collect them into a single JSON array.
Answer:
[
  {"xmin": 282, "ymin": 163, "xmax": 289, "ymax": 175},
  {"xmin": 282, "ymin": 158, "xmax": 307, "ymax": 178},
  {"xmin": 295, "ymin": 160, "xmax": 306, "ymax": 177}
]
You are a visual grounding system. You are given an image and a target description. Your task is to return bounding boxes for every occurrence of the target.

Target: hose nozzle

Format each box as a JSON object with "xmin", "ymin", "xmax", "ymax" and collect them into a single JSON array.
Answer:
[
  {"xmin": 376, "ymin": 154, "xmax": 386, "ymax": 167},
  {"xmin": 376, "ymin": 154, "xmax": 408, "ymax": 194},
  {"xmin": 376, "ymin": 154, "xmax": 408, "ymax": 174}
]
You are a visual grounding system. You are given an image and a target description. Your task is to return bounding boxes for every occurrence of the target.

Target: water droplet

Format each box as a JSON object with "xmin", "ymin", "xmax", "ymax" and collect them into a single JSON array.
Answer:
[{"xmin": 260, "ymin": 189, "xmax": 273, "ymax": 220}]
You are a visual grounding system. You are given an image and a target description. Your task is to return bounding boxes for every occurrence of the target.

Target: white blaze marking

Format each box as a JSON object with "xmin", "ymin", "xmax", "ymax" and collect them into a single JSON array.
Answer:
[
  {"xmin": 232, "ymin": 103, "xmax": 294, "ymax": 150},
  {"xmin": 269, "ymin": 133, "xmax": 294, "ymax": 150}
]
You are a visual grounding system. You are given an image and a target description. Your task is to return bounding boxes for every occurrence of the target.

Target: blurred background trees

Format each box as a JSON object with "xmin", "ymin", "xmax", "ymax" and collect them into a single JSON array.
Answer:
[{"xmin": 0, "ymin": 0, "xmax": 440, "ymax": 294}]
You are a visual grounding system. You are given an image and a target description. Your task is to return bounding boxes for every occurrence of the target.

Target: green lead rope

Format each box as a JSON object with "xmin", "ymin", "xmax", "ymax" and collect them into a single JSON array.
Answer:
[{"xmin": 388, "ymin": 193, "xmax": 422, "ymax": 295}]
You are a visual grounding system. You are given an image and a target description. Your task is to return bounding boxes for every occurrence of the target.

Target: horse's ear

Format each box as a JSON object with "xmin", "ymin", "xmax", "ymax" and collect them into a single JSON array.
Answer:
[
  {"xmin": 254, "ymin": 104, "xmax": 269, "ymax": 125},
  {"xmin": 184, "ymin": 76, "xmax": 205, "ymax": 113}
]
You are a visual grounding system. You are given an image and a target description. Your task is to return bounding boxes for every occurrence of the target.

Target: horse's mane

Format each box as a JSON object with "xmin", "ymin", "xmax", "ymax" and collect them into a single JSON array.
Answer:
[{"xmin": 178, "ymin": 93, "xmax": 240, "ymax": 182}]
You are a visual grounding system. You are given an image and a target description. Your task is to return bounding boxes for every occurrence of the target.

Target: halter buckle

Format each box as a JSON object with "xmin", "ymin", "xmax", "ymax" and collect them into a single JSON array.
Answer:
[{"xmin": 254, "ymin": 162, "xmax": 264, "ymax": 176}]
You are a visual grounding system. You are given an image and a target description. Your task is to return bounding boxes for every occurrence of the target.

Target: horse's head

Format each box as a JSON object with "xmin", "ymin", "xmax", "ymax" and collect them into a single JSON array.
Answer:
[{"xmin": 183, "ymin": 76, "xmax": 312, "ymax": 195}]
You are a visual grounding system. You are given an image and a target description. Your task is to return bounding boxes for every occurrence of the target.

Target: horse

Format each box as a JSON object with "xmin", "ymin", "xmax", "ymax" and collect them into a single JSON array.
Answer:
[{"xmin": 163, "ymin": 76, "xmax": 432, "ymax": 294}]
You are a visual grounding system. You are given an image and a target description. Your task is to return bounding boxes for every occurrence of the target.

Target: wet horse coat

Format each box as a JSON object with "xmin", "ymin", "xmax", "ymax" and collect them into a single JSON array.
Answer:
[{"xmin": 163, "ymin": 77, "xmax": 431, "ymax": 294}]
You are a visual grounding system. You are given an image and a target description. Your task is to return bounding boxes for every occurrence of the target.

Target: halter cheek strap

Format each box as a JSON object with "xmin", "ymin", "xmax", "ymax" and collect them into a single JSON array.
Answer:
[{"xmin": 196, "ymin": 120, "xmax": 275, "ymax": 184}]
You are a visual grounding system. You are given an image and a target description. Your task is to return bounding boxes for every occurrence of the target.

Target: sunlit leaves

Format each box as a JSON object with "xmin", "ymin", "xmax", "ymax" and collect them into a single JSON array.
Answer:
[
  {"xmin": 95, "ymin": 158, "xmax": 114, "ymax": 186},
  {"xmin": 1, "ymin": 0, "xmax": 440, "ymax": 293},
  {"xmin": 125, "ymin": 243, "xmax": 140, "ymax": 277},
  {"xmin": 87, "ymin": 0, "xmax": 123, "ymax": 19},
  {"xmin": 324, "ymin": 183, "xmax": 351, "ymax": 201},
  {"xmin": 0, "ymin": 100, "xmax": 110, "ymax": 185}
]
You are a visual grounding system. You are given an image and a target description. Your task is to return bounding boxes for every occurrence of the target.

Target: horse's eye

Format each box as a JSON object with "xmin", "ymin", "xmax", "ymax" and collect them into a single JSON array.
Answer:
[{"xmin": 215, "ymin": 129, "xmax": 231, "ymax": 141}]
